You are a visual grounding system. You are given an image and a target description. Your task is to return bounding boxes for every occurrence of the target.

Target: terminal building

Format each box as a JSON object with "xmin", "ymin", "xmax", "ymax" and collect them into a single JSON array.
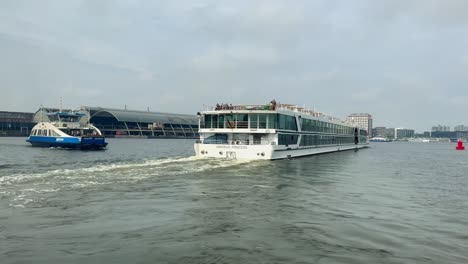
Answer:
[
  {"xmin": 0, "ymin": 111, "xmax": 35, "ymax": 136},
  {"xmin": 32, "ymin": 106, "xmax": 199, "ymax": 138}
]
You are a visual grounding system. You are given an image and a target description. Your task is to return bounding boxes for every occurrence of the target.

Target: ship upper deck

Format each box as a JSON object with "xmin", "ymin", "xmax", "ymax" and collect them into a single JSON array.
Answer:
[{"xmin": 201, "ymin": 103, "xmax": 347, "ymax": 125}]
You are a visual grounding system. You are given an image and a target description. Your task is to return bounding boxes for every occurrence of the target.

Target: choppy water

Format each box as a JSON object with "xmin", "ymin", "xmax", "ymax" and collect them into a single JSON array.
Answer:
[{"xmin": 1, "ymin": 137, "xmax": 467, "ymax": 264}]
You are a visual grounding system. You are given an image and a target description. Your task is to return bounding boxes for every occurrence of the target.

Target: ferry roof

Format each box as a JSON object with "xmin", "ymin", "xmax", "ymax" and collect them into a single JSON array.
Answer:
[{"xmin": 47, "ymin": 112, "xmax": 86, "ymax": 117}]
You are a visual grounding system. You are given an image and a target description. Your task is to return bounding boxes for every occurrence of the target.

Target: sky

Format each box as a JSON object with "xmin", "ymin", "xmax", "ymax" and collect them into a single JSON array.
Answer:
[{"xmin": 1, "ymin": 0, "xmax": 467, "ymax": 132}]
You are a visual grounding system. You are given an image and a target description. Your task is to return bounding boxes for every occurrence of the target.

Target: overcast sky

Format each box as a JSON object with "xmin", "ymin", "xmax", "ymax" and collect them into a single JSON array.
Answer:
[{"xmin": 1, "ymin": 0, "xmax": 467, "ymax": 132}]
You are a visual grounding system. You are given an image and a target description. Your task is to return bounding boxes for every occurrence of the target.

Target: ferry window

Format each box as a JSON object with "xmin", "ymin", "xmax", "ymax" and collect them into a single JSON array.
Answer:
[{"xmin": 249, "ymin": 114, "xmax": 258, "ymax": 129}]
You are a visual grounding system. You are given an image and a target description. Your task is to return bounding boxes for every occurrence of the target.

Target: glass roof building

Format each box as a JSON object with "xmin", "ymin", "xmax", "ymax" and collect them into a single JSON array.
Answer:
[
  {"xmin": 33, "ymin": 106, "xmax": 199, "ymax": 138},
  {"xmin": 0, "ymin": 111, "xmax": 35, "ymax": 136}
]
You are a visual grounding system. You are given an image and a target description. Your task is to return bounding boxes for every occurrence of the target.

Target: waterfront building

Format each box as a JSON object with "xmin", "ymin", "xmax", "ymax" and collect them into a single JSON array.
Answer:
[
  {"xmin": 33, "ymin": 106, "xmax": 199, "ymax": 138},
  {"xmin": 432, "ymin": 125, "xmax": 450, "ymax": 132},
  {"xmin": 454, "ymin": 125, "xmax": 468, "ymax": 131},
  {"xmin": 386, "ymin": 128, "xmax": 395, "ymax": 139},
  {"xmin": 372, "ymin": 126, "xmax": 387, "ymax": 138},
  {"xmin": 431, "ymin": 131, "xmax": 454, "ymax": 139},
  {"xmin": 0, "ymin": 111, "xmax": 35, "ymax": 136},
  {"xmin": 395, "ymin": 128, "xmax": 415, "ymax": 139},
  {"xmin": 346, "ymin": 113, "xmax": 373, "ymax": 137}
]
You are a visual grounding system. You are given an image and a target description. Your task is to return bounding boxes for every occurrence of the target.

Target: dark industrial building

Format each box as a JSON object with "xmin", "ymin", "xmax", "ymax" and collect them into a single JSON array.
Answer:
[
  {"xmin": 32, "ymin": 106, "xmax": 199, "ymax": 138},
  {"xmin": 0, "ymin": 111, "xmax": 35, "ymax": 136}
]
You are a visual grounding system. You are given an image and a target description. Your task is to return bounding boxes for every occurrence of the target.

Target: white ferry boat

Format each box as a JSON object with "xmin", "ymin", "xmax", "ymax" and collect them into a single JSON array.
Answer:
[
  {"xmin": 27, "ymin": 111, "xmax": 108, "ymax": 150},
  {"xmin": 194, "ymin": 101, "xmax": 369, "ymax": 160}
]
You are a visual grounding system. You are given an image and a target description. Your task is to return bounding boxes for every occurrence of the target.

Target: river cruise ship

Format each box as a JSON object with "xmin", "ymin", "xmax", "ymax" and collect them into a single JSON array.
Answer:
[{"xmin": 194, "ymin": 102, "xmax": 369, "ymax": 160}]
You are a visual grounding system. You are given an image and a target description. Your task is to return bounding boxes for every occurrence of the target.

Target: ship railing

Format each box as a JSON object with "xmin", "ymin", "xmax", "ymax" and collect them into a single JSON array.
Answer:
[
  {"xmin": 203, "ymin": 104, "xmax": 274, "ymax": 111},
  {"xmin": 202, "ymin": 104, "xmax": 348, "ymax": 124},
  {"xmin": 202, "ymin": 139, "xmax": 276, "ymax": 146}
]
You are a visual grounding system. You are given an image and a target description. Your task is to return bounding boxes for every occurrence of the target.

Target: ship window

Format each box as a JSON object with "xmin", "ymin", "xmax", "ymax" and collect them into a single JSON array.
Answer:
[
  {"xmin": 268, "ymin": 114, "xmax": 276, "ymax": 129},
  {"xmin": 235, "ymin": 114, "xmax": 248, "ymax": 129},
  {"xmin": 277, "ymin": 114, "xmax": 297, "ymax": 131},
  {"xmin": 225, "ymin": 114, "xmax": 234, "ymax": 128},
  {"xmin": 212, "ymin": 115, "xmax": 218, "ymax": 128},
  {"xmin": 205, "ymin": 115, "xmax": 212, "ymax": 128},
  {"xmin": 218, "ymin": 115, "xmax": 224, "ymax": 129},
  {"xmin": 249, "ymin": 114, "xmax": 258, "ymax": 129},
  {"xmin": 300, "ymin": 135, "xmax": 320, "ymax": 146},
  {"xmin": 278, "ymin": 134, "xmax": 298, "ymax": 145},
  {"xmin": 259, "ymin": 114, "xmax": 267, "ymax": 129},
  {"xmin": 203, "ymin": 134, "xmax": 228, "ymax": 144}
]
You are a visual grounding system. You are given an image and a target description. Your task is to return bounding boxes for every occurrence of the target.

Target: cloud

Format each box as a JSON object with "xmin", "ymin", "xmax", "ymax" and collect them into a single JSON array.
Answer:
[
  {"xmin": 191, "ymin": 44, "xmax": 280, "ymax": 71},
  {"xmin": 1, "ymin": 0, "xmax": 468, "ymax": 132}
]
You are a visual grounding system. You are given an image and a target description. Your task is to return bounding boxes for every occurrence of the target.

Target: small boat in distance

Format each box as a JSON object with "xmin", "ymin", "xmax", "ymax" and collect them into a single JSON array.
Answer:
[
  {"xmin": 194, "ymin": 101, "xmax": 369, "ymax": 160},
  {"xmin": 369, "ymin": 137, "xmax": 392, "ymax": 142},
  {"xmin": 27, "ymin": 111, "xmax": 108, "ymax": 150}
]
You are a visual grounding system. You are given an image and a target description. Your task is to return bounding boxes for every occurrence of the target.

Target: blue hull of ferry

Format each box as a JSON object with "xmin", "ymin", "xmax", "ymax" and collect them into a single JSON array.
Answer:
[{"xmin": 27, "ymin": 136, "xmax": 107, "ymax": 150}]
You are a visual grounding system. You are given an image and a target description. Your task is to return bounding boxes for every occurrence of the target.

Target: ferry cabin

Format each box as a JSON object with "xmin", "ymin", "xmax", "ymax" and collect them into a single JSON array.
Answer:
[
  {"xmin": 27, "ymin": 111, "xmax": 107, "ymax": 149},
  {"xmin": 194, "ymin": 105, "xmax": 368, "ymax": 160}
]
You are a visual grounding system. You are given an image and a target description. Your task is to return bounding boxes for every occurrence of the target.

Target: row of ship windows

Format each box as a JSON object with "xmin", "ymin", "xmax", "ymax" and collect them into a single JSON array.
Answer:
[
  {"xmin": 203, "ymin": 114, "xmax": 301, "ymax": 131},
  {"xmin": 31, "ymin": 129, "xmax": 60, "ymax": 137},
  {"xmin": 203, "ymin": 113, "xmax": 367, "ymax": 136},
  {"xmin": 301, "ymin": 119, "xmax": 364, "ymax": 135},
  {"xmin": 278, "ymin": 134, "xmax": 368, "ymax": 146}
]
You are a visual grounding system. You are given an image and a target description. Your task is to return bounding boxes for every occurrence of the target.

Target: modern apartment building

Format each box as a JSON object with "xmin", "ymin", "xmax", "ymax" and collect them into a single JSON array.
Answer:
[
  {"xmin": 432, "ymin": 125, "xmax": 450, "ymax": 132},
  {"xmin": 395, "ymin": 128, "xmax": 415, "ymax": 139},
  {"xmin": 346, "ymin": 113, "xmax": 373, "ymax": 137}
]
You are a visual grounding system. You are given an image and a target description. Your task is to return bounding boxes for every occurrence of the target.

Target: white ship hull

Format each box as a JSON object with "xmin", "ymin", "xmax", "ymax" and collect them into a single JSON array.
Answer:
[{"xmin": 195, "ymin": 143, "xmax": 368, "ymax": 160}]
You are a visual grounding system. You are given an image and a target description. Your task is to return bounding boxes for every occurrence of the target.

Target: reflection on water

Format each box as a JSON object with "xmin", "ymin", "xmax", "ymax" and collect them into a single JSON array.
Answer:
[{"xmin": 1, "ymin": 138, "xmax": 468, "ymax": 264}]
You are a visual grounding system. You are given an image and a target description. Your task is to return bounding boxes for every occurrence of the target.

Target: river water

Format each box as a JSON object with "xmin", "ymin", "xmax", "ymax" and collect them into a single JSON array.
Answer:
[{"xmin": 1, "ymin": 137, "xmax": 467, "ymax": 264}]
